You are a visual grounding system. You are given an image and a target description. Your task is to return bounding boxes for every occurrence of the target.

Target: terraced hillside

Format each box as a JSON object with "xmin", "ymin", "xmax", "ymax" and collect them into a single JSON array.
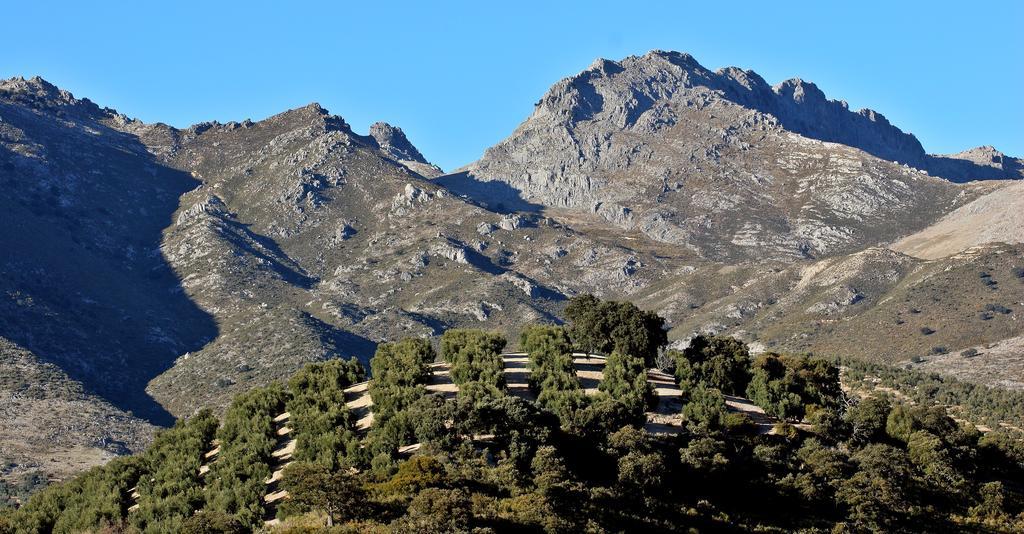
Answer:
[{"xmin": 7, "ymin": 325, "xmax": 1024, "ymax": 533}]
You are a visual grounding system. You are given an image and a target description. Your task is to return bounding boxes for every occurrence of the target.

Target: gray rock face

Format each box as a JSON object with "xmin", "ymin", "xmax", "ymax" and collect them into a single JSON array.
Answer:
[
  {"xmin": 369, "ymin": 122, "xmax": 429, "ymax": 163},
  {"xmin": 369, "ymin": 121, "xmax": 443, "ymax": 177},
  {"xmin": 456, "ymin": 50, "xmax": 1018, "ymax": 261}
]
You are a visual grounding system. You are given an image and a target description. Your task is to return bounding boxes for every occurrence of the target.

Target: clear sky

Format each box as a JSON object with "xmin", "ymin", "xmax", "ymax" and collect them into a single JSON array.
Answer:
[{"xmin": 3, "ymin": 1, "xmax": 1021, "ymax": 171}]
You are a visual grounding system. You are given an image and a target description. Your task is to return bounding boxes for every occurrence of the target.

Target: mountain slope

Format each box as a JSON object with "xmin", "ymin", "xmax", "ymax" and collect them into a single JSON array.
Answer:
[
  {"xmin": 891, "ymin": 180, "xmax": 1024, "ymax": 259},
  {"xmin": 452, "ymin": 51, "xmax": 1017, "ymax": 261},
  {"xmin": 1, "ymin": 51, "xmax": 1022, "ymax": 493}
]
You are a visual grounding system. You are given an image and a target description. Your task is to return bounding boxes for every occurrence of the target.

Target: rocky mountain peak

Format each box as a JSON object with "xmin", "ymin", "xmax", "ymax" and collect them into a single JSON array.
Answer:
[
  {"xmin": 369, "ymin": 121, "xmax": 429, "ymax": 164},
  {"xmin": 0, "ymin": 75, "xmax": 108, "ymax": 118}
]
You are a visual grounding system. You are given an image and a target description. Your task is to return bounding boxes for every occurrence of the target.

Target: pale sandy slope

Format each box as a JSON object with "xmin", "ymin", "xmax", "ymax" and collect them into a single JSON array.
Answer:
[{"xmin": 891, "ymin": 180, "xmax": 1024, "ymax": 259}]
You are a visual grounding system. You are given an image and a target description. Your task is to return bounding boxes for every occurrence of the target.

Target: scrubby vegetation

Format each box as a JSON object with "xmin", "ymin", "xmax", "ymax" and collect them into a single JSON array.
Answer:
[
  {"xmin": 204, "ymin": 384, "xmax": 288, "ymax": 529},
  {"xmin": 842, "ymin": 357, "xmax": 1024, "ymax": 429},
  {"xmin": 3, "ymin": 295, "xmax": 1024, "ymax": 533}
]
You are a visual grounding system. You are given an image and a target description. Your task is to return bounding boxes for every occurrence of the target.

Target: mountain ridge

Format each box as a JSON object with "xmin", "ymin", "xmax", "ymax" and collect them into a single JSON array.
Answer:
[{"xmin": 1, "ymin": 52, "xmax": 1021, "ymax": 495}]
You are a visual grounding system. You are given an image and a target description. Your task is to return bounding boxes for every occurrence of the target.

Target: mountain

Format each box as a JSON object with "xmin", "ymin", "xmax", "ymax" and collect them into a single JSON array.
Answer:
[
  {"xmin": 1, "ymin": 50, "xmax": 1022, "ymax": 492},
  {"xmin": 453, "ymin": 51, "xmax": 1020, "ymax": 262}
]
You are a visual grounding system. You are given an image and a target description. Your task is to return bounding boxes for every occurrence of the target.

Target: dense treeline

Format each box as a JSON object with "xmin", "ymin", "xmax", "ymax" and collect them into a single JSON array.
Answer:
[
  {"xmin": 365, "ymin": 338, "xmax": 436, "ymax": 462},
  {"xmin": 4, "ymin": 294, "xmax": 1024, "ymax": 532},
  {"xmin": 132, "ymin": 409, "xmax": 219, "ymax": 533},
  {"xmin": 203, "ymin": 384, "xmax": 288, "ymax": 529},
  {"xmin": 287, "ymin": 360, "xmax": 364, "ymax": 470}
]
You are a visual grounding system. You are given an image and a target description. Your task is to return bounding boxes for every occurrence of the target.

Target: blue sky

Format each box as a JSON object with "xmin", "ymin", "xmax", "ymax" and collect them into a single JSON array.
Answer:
[{"xmin": 3, "ymin": 1, "xmax": 1021, "ymax": 171}]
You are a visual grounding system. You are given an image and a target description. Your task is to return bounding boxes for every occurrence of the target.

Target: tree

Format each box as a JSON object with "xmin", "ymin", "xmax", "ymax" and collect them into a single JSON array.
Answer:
[
  {"xmin": 370, "ymin": 338, "xmax": 435, "ymax": 387},
  {"xmin": 564, "ymin": 294, "xmax": 667, "ymax": 366},
  {"xmin": 564, "ymin": 294, "xmax": 605, "ymax": 354},
  {"xmin": 440, "ymin": 329, "xmax": 507, "ymax": 389},
  {"xmin": 599, "ymin": 350, "xmax": 655, "ymax": 413},
  {"xmin": 838, "ymin": 444, "xmax": 920, "ymax": 531},
  {"xmin": 287, "ymin": 359, "xmax": 364, "ymax": 469},
  {"xmin": 204, "ymin": 384, "xmax": 288, "ymax": 529},
  {"xmin": 844, "ymin": 396, "xmax": 891, "ymax": 447},
  {"xmin": 907, "ymin": 430, "xmax": 966, "ymax": 497},
  {"xmin": 281, "ymin": 462, "xmax": 366, "ymax": 527},
  {"xmin": 682, "ymin": 385, "xmax": 729, "ymax": 431},
  {"xmin": 745, "ymin": 352, "xmax": 841, "ymax": 421},
  {"xmin": 672, "ymin": 335, "xmax": 751, "ymax": 395}
]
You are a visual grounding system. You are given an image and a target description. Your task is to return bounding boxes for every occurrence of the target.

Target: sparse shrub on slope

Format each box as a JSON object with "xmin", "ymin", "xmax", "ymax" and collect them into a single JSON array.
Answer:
[{"xmin": 841, "ymin": 358, "xmax": 1024, "ymax": 429}]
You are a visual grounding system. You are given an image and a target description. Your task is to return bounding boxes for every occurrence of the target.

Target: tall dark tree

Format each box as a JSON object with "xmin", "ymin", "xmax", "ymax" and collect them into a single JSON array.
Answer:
[{"xmin": 672, "ymin": 335, "xmax": 752, "ymax": 395}]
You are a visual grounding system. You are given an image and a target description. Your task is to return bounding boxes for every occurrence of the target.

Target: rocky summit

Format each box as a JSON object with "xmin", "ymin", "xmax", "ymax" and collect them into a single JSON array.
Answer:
[{"xmin": 0, "ymin": 51, "xmax": 1022, "ymax": 494}]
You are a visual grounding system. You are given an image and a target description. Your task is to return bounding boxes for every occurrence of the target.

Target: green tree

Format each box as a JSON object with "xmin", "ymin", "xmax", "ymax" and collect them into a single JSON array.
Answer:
[
  {"xmin": 838, "ymin": 444, "xmax": 920, "ymax": 531},
  {"xmin": 441, "ymin": 329, "xmax": 507, "ymax": 388},
  {"xmin": 564, "ymin": 294, "xmax": 667, "ymax": 365},
  {"xmin": 682, "ymin": 385, "xmax": 729, "ymax": 431},
  {"xmin": 204, "ymin": 383, "xmax": 288, "ymax": 529},
  {"xmin": 370, "ymin": 338, "xmax": 435, "ymax": 387},
  {"xmin": 844, "ymin": 396, "xmax": 892, "ymax": 447},
  {"xmin": 672, "ymin": 335, "xmax": 751, "ymax": 395},
  {"xmin": 745, "ymin": 352, "xmax": 841, "ymax": 421},
  {"xmin": 600, "ymin": 350, "xmax": 655, "ymax": 413},
  {"xmin": 287, "ymin": 359, "xmax": 364, "ymax": 469},
  {"xmin": 281, "ymin": 462, "xmax": 366, "ymax": 526}
]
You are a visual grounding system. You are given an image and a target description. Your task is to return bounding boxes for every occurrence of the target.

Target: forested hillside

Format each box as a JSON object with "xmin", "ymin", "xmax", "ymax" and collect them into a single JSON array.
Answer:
[{"xmin": 3, "ymin": 296, "xmax": 1023, "ymax": 533}]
